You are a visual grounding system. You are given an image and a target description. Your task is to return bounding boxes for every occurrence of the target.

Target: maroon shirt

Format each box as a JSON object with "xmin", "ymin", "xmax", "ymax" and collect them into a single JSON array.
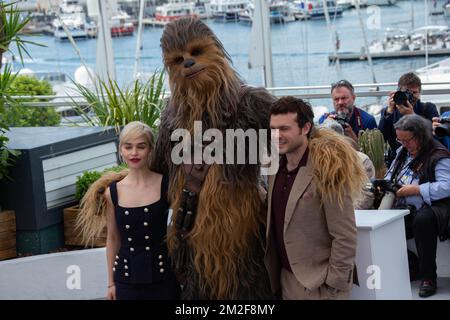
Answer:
[{"xmin": 271, "ymin": 148, "xmax": 309, "ymax": 272}]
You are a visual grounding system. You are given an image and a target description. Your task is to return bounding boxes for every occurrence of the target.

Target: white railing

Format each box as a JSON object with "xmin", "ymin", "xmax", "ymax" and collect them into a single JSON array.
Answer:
[{"xmin": 4, "ymin": 81, "xmax": 450, "ymax": 109}]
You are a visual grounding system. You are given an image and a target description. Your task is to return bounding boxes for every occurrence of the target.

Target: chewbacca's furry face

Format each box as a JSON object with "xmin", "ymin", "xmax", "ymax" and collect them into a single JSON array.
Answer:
[{"xmin": 161, "ymin": 18, "xmax": 233, "ymax": 91}]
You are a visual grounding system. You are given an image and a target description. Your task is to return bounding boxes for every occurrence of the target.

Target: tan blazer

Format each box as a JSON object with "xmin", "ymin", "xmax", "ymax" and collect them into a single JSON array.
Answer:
[{"xmin": 264, "ymin": 155, "xmax": 357, "ymax": 294}]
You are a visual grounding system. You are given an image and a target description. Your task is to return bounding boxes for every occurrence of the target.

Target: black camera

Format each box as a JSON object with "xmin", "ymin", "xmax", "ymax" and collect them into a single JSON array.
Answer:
[
  {"xmin": 334, "ymin": 113, "xmax": 348, "ymax": 129},
  {"xmin": 371, "ymin": 179, "xmax": 402, "ymax": 193},
  {"xmin": 435, "ymin": 117, "xmax": 450, "ymax": 138},
  {"xmin": 393, "ymin": 89, "xmax": 415, "ymax": 106},
  {"xmin": 370, "ymin": 179, "xmax": 402, "ymax": 209}
]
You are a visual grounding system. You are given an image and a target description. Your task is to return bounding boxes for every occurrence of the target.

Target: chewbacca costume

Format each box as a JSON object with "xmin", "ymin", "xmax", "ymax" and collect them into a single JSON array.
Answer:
[
  {"xmin": 76, "ymin": 18, "xmax": 275, "ymax": 300},
  {"xmin": 151, "ymin": 18, "xmax": 275, "ymax": 299}
]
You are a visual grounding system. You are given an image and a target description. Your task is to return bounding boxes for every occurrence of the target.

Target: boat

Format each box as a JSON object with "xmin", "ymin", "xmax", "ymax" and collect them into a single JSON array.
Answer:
[
  {"xmin": 52, "ymin": 0, "xmax": 88, "ymax": 41},
  {"xmin": 53, "ymin": 17, "xmax": 88, "ymax": 41},
  {"xmin": 336, "ymin": 0, "xmax": 353, "ymax": 10},
  {"xmin": 300, "ymin": 0, "xmax": 343, "ymax": 20},
  {"xmin": 351, "ymin": 0, "xmax": 397, "ymax": 7},
  {"xmin": 210, "ymin": 0, "xmax": 249, "ymax": 22},
  {"xmin": 239, "ymin": 1, "xmax": 297, "ymax": 24},
  {"xmin": 194, "ymin": 2, "xmax": 212, "ymax": 19},
  {"xmin": 445, "ymin": 1, "xmax": 450, "ymax": 17},
  {"xmin": 329, "ymin": 25, "xmax": 450, "ymax": 61},
  {"xmin": 238, "ymin": 2, "xmax": 254, "ymax": 23},
  {"xmin": 429, "ymin": 0, "xmax": 446, "ymax": 15},
  {"xmin": 367, "ymin": 27, "xmax": 410, "ymax": 54},
  {"xmin": 154, "ymin": 0, "xmax": 197, "ymax": 22},
  {"xmin": 416, "ymin": 57, "xmax": 450, "ymax": 115},
  {"xmin": 109, "ymin": 11, "xmax": 135, "ymax": 37},
  {"xmin": 269, "ymin": 1, "xmax": 296, "ymax": 23},
  {"xmin": 289, "ymin": 1, "xmax": 312, "ymax": 20}
]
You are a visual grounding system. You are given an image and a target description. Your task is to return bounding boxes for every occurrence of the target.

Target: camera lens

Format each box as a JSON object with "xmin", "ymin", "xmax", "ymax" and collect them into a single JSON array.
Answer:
[
  {"xmin": 393, "ymin": 91, "xmax": 407, "ymax": 106},
  {"xmin": 435, "ymin": 123, "xmax": 450, "ymax": 138}
]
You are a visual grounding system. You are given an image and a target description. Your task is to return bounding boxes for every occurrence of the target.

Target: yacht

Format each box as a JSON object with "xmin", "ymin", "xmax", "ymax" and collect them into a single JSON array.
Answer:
[
  {"xmin": 416, "ymin": 57, "xmax": 450, "ymax": 115},
  {"xmin": 154, "ymin": 0, "xmax": 197, "ymax": 22},
  {"xmin": 52, "ymin": 0, "xmax": 88, "ymax": 41},
  {"xmin": 351, "ymin": 0, "xmax": 397, "ymax": 6},
  {"xmin": 269, "ymin": 1, "xmax": 296, "ymax": 23},
  {"xmin": 367, "ymin": 28, "xmax": 410, "ymax": 54},
  {"xmin": 239, "ymin": 1, "xmax": 296, "ymax": 24},
  {"xmin": 445, "ymin": 1, "xmax": 450, "ymax": 17},
  {"xmin": 210, "ymin": 0, "xmax": 249, "ymax": 22},
  {"xmin": 301, "ymin": 0, "xmax": 343, "ymax": 20},
  {"xmin": 336, "ymin": 0, "xmax": 352, "ymax": 10},
  {"xmin": 109, "ymin": 10, "xmax": 135, "ymax": 37}
]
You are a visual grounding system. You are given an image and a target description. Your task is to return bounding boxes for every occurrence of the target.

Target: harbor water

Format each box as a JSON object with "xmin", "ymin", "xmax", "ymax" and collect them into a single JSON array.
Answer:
[{"xmin": 9, "ymin": 0, "xmax": 450, "ymax": 108}]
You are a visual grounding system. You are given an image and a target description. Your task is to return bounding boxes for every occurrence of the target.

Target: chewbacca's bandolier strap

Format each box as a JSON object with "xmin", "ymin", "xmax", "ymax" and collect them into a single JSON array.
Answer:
[
  {"xmin": 173, "ymin": 163, "xmax": 211, "ymax": 286},
  {"xmin": 175, "ymin": 163, "xmax": 210, "ymax": 238}
]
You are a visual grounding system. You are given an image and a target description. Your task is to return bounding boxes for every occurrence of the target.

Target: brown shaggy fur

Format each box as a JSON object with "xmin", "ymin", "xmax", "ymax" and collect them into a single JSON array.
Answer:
[
  {"xmin": 153, "ymin": 18, "xmax": 274, "ymax": 299},
  {"xmin": 75, "ymin": 170, "xmax": 128, "ymax": 246},
  {"xmin": 168, "ymin": 165, "xmax": 264, "ymax": 299},
  {"xmin": 309, "ymin": 128, "xmax": 368, "ymax": 209}
]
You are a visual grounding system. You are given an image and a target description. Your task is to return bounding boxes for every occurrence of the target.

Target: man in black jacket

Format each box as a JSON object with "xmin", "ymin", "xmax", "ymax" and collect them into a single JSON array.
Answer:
[{"xmin": 378, "ymin": 72, "xmax": 439, "ymax": 165}]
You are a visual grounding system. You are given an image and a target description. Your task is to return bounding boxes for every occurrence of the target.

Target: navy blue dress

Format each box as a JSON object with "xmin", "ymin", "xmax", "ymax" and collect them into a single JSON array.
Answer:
[{"xmin": 109, "ymin": 176, "xmax": 179, "ymax": 300}]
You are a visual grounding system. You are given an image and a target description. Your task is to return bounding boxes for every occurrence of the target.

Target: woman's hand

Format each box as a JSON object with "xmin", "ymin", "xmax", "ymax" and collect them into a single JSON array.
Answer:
[
  {"xmin": 396, "ymin": 184, "xmax": 420, "ymax": 197},
  {"xmin": 106, "ymin": 284, "xmax": 116, "ymax": 300}
]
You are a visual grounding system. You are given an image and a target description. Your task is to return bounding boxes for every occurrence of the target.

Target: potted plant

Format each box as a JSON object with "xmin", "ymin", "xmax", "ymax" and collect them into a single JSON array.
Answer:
[{"xmin": 358, "ymin": 128, "xmax": 387, "ymax": 179}]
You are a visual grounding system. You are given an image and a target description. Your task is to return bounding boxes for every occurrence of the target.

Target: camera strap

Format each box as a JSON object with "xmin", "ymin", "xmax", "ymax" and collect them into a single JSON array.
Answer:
[{"xmin": 354, "ymin": 107, "xmax": 363, "ymax": 130}]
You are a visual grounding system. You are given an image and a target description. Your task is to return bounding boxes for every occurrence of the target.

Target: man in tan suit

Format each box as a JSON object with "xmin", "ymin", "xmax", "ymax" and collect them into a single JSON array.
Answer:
[{"xmin": 265, "ymin": 96, "xmax": 367, "ymax": 300}]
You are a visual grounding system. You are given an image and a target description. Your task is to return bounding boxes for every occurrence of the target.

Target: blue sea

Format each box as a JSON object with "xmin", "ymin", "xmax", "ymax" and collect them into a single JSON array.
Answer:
[{"xmin": 8, "ymin": 0, "xmax": 450, "ymax": 107}]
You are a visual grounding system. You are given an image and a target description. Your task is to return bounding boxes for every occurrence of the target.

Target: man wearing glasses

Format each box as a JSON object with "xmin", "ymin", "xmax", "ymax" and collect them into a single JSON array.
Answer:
[
  {"xmin": 378, "ymin": 72, "xmax": 439, "ymax": 165},
  {"xmin": 319, "ymin": 80, "xmax": 377, "ymax": 142}
]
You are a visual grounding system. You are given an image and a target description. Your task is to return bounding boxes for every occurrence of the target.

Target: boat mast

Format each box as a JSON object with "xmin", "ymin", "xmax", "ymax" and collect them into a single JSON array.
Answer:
[
  {"xmin": 249, "ymin": 0, "xmax": 273, "ymax": 88},
  {"xmin": 322, "ymin": 0, "xmax": 342, "ymax": 78},
  {"xmin": 355, "ymin": 0, "xmax": 377, "ymax": 84},
  {"xmin": 133, "ymin": 0, "xmax": 145, "ymax": 79},
  {"xmin": 95, "ymin": 0, "xmax": 116, "ymax": 82},
  {"xmin": 303, "ymin": 14, "xmax": 309, "ymax": 86},
  {"xmin": 424, "ymin": 0, "xmax": 429, "ymax": 66}
]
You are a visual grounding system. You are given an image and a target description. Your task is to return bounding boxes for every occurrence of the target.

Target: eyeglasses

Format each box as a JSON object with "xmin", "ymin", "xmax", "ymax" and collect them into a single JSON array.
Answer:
[{"xmin": 396, "ymin": 136, "xmax": 415, "ymax": 144}]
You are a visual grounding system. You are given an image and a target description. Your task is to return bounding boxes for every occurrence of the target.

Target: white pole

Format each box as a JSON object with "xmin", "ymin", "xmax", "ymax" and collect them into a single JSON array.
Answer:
[
  {"xmin": 425, "ymin": 0, "xmax": 429, "ymax": 66},
  {"xmin": 356, "ymin": 0, "xmax": 377, "ymax": 84},
  {"xmin": 322, "ymin": 0, "xmax": 341, "ymax": 78},
  {"xmin": 259, "ymin": 0, "xmax": 273, "ymax": 88},
  {"xmin": 95, "ymin": 0, "xmax": 116, "ymax": 82},
  {"xmin": 133, "ymin": 0, "xmax": 145, "ymax": 79}
]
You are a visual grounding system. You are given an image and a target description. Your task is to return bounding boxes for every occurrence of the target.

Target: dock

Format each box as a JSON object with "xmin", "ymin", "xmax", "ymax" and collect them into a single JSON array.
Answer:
[{"xmin": 329, "ymin": 48, "xmax": 450, "ymax": 62}]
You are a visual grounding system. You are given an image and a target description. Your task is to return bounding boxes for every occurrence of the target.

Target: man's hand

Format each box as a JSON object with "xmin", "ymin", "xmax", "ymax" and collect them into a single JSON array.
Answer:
[
  {"xmin": 432, "ymin": 117, "xmax": 440, "ymax": 136},
  {"xmin": 325, "ymin": 113, "xmax": 336, "ymax": 121},
  {"xmin": 396, "ymin": 100, "xmax": 415, "ymax": 116},
  {"xmin": 343, "ymin": 123, "xmax": 358, "ymax": 142},
  {"xmin": 386, "ymin": 91, "xmax": 396, "ymax": 114},
  {"xmin": 396, "ymin": 184, "xmax": 420, "ymax": 197}
]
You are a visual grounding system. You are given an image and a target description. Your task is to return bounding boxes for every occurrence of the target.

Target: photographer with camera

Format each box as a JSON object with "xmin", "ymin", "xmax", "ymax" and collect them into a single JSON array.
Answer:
[
  {"xmin": 432, "ymin": 111, "xmax": 450, "ymax": 150},
  {"xmin": 384, "ymin": 115, "xmax": 450, "ymax": 298},
  {"xmin": 379, "ymin": 72, "xmax": 439, "ymax": 165},
  {"xmin": 319, "ymin": 80, "xmax": 377, "ymax": 142}
]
